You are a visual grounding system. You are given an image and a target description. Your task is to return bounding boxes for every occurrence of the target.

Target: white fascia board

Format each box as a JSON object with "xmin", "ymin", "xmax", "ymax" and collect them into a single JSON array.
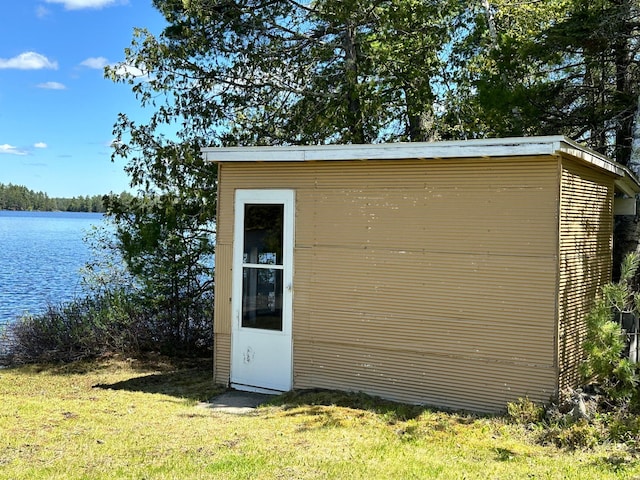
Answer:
[
  {"xmin": 553, "ymin": 138, "xmax": 640, "ymax": 195},
  {"xmin": 553, "ymin": 138, "xmax": 624, "ymax": 176},
  {"xmin": 615, "ymin": 172, "xmax": 640, "ymax": 196},
  {"xmin": 201, "ymin": 135, "xmax": 640, "ymax": 194},
  {"xmin": 202, "ymin": 135, "xmax": 567, "ymax": 163}
]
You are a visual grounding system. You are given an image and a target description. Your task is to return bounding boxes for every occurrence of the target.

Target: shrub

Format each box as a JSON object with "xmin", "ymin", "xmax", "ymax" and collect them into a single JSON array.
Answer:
[
  {"xmin": 581, "ymin": 252, "xmax": 640, "ymax": 403},
  {"xmin": 523, "ymin": 253, "xmax": 640, "ymax": 450},
  {"xmin": 506, "ymin": 397, "xmax": 545, "ymax": 425},
  {"xmin": 8, "ymin": 289, "xmax": 143, "ymax": 363},
  {"xmin": 9, "ymin": 284, "xmax": 213, "ymax": 363},
  {"xmin": 6, "ymin": 288, "xmax": 212, "ymax": 364},
  {"xmin": 537, "ymin": 421, "xmax": 603, "ymax": 449}
]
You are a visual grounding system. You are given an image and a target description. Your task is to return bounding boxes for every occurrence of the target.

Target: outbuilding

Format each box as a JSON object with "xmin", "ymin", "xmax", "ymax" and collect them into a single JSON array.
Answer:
[{"xmin": 202, "ymin": 136, "xmax": 640, "ymax": 412}]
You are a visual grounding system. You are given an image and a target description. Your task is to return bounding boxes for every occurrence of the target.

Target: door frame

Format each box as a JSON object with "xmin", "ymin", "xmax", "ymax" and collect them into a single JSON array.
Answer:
[{"xmin": 230, "ymin": 189, "xmax": 295, "ymax": 392}]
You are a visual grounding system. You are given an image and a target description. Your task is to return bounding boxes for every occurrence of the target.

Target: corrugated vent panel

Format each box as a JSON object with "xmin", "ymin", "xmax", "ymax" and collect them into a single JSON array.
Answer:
[
  {"xmin": 212, "ymin": 168, "xmax": 234, "ymax": 381},
  {"xmin": 213, "ymin": 243, "xmax": 233, "ymax": 335},
  {"xmin": 214, "ymin": 333, "xmax": 231, "ymax": 385},
  {"xmin": 558, "ymin": 158, "xmax": 614, "ymax": 389},
  {"xmin": 216, "ymin": 166, "xmax": 233, "ymax": 244}
]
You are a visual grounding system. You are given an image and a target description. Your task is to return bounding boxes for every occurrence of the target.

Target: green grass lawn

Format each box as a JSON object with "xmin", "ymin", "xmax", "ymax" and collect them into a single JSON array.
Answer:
[{"xmin": 0, "ymin": 357, "xmax": 638, "ymax": 479}]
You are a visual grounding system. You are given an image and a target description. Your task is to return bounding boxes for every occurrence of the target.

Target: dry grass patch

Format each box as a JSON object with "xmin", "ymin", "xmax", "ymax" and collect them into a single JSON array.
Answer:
[{"xmin": 1, "ymin": 358, "xmax": 639, "ymax": 479}]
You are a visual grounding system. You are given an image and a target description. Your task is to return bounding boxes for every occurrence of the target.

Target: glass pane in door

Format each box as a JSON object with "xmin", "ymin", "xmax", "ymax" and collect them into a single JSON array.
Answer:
[
  {"xmin": 242, "ymin": 267, "xmax": 283, "ymax": 330},
  {"xmin": 243, "ymin": 204, "xmax": 283, "ymax": 265},
  {"xmin": 242, "ymin": 202, "xmax": 285, "ymax": 331}
]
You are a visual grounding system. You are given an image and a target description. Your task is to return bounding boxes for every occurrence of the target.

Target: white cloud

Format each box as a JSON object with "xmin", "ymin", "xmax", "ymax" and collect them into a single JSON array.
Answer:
[
  {"xmin": 44, "ymin": 0, "xmax": 125, "ymax": 10},
  {"xmin": 80, "ymin": 56, "xmax": 109, "ymax": 69},
  {"xmin": 0, "ymin": 144, "xmax": 28, "ymax": 156},
  {"xmin": 36, "ymin": 5, "xmax": 51, "ymax": 18},
  {"xmin": 37, "ymin": 81, "xmax": 66, "ymax": 90},
  {"xmin": 34, "ymin": 142, "xmax": 48, "ymax": 149},
  {"xmin": 0, "ymin": 52, "xmax": 58, "ymax": 70},
  {"xmin": 113, "ymin": 63, "xmax": 147, "ymax": 79}
]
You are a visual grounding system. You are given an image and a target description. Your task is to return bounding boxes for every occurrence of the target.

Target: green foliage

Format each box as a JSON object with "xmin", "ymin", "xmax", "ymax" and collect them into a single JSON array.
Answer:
[
  {"xmin": 537, "ymin": 421, "xmax": 604, "ymax": 450},
  {"xmin": 444, "ymin": 0, "xmax": 639, "ymax": 165},
  {"xmin": 0, "ymin": 182, "xmax": 114, "ymax": 212},
  {"xmin": 103, "ymin": 188, "xmax": 215, "ymax": 355},
  {"xmin": 8, "ymin": 289, "xmax": 147, "ymax": 363},
  {"xmin": 106, "ymin": 0, "xmax": 640, "ymax": 179},
  {"xmin": 620, "ymin": 252, "xmax": 640, "ymax": 284},
  {"xmin": 581, "ymin": 252, "xmax": 640, "ymax": 401},
  {"xmin": 504, "ymin": 254, "xmax": 640, "ymax": 450},
  {"xmin": 7, "ymin": 286, "xmax": 213, "ymax": 364},
  {"xmin": 80, "ymin": 218, "xmax": 136, "ymax": 296},
  {"xmin": 538, "ymin": 408, "xmax": 640, "ymax": 449},
  {"xmin": 606, "ymin": 411, "xmax": 640, "ymax": 443},
  {"xmin": 108, "ymin": 0, "xmax": 462, "ymax": 149},
  {"xmin": 9, "ymin": 212, "xmax": 213, "ymax": 364},
  {"xmin": 506, "ymin": 397, "xmax": 545, "ymax": 425}
]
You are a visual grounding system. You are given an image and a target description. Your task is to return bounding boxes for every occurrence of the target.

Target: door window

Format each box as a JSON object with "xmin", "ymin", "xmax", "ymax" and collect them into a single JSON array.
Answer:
[{"xmin": 241, "ymin": 204, "xmax": 284, "ymax": 331}]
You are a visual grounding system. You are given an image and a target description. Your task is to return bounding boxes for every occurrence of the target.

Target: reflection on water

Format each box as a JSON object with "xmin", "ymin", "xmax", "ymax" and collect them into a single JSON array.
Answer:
[{"xmin": 0, "ymin": 211, "xmax": 105, "ymax": 325}]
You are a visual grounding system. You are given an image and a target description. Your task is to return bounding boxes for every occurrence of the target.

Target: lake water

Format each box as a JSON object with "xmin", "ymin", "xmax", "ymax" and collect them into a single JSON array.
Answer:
[{"xmin": 0, "ymin": 211, "xmax": 106, "ymax": 325}]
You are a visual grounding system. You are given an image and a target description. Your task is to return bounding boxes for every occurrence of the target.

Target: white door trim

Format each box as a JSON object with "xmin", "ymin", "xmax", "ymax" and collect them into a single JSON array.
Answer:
[{"xmin": 230, "ymin": 189, "xmax": 294, "ymax": 392}]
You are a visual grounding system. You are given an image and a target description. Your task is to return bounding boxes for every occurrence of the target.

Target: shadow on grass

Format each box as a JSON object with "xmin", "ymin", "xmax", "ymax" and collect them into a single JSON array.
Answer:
[
  {"xmin": 92, "ymin": 358, "xmax": 224, "ymax": 402},
  {"xmin": 590, "ymin": 453, "xmax": 638, "ymax": 474},
  {"xmin": 268, "ymin": 389, "xmax": 435, "ymax": 423},
  {"xmin": 9, "ymin": 354, "xmax": 208, "ymax": 376}
]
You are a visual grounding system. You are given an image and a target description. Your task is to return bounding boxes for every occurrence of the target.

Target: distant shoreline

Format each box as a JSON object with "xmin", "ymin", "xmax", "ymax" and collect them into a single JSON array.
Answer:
[
  {"xmin": 0, "ymin": 182, "xmax": 130, "ymax": 213},
  {"xmin": 0, "ymin": 208, "xmax": 106, "ymax": 214}
]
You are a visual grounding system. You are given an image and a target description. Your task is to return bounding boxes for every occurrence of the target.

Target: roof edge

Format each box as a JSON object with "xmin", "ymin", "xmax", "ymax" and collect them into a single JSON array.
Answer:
[
  {"xmin": 202, "ymin": 135, "xmax": 567, "ymax": 163},
  {"xmin": 201, "ymin": 135, "xmax": 640, "ymax": 195},
  {"xmin": 554, "ymin": 138, "xmax": 640, "ymax": 195}
]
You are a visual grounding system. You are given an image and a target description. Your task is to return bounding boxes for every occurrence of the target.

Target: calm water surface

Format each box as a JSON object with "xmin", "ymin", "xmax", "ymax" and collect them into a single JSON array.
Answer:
[{"xmin": 0, "ymin": 211, "xmax": 105, "ymax": 324}]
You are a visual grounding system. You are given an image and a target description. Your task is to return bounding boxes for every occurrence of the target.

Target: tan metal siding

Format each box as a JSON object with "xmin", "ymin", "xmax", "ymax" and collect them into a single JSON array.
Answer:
[
  {"xmin": 213, "ymin": 243, "xmax": 233, "ymax": 336},
  {"xmin": 213, "ymin": 164, "xmax": 233, "ymax": 384},
  {"xmin": 558, "ymin": 158, "xmax": 615, "ymax": 391},
  {"xmin": 216, "ymin": 157, "xmax": 560, "ymax": 411},
  {"xmin": 293, "ymin": 344, "xmax": 556, "ymax": 412},
  {"xmin": 216, "ymin": 166, "xmax": 233, "ymax": 245},
  {"xmin": 294, "ymin": 248, "xmax": 556, "ymax": 364},
  {"xmin": 213, "ymin": 333, "xmax": 230, "ymax": 385}
]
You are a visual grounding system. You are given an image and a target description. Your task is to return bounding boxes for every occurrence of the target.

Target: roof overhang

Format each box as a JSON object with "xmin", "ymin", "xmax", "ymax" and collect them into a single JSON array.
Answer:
[
  {"xmin": 554, "ymin": 137, "xmax": 640, "ymax": 197},
  {"xmin": 202, "ymin": 135, "xmax": 640, "ymax": 196}
]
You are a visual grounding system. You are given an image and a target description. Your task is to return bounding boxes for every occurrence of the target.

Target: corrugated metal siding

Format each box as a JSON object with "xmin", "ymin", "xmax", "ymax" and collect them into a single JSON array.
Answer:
[
  {"xmin": 212, "ymin": 165, "xmax": 233, "ymax": 385},
  {"xmin": 214, "ymin": 333, "xmax": 231, "ymax": 385},
  {"xmin": 293, "ymin": 343, "xmax": 556, "ymax": 412},
  {"xmin": 215, "ymin": 157, "xmax": 561, "ymax": 411},
  {"xmin": 213, "ymin": 244, "xmax": 232, "ymax": 336},
  {"xmin": 558, "ymin": 158, "xmax": 615, "ymax": 391},
  {"xmin": 294, "ymin": 248, "xmax": 556, "ymax": 364}
]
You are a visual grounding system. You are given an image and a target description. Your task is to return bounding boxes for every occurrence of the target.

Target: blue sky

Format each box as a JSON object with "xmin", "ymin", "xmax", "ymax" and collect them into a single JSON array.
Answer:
[{"xmin": 0, "ymin": 0, "xmax": 166, "ymax": 197}]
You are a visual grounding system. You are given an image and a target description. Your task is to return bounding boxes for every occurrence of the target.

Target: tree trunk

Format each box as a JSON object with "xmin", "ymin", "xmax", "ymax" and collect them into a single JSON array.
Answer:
[
  {"xmin": 343, "ymin": 24, "xmax": 366, "ymax": 144},
  {"xmin": 613, "ymin": 94, "xmax": 640, "ymax": 281},
  {"xmin": 481, "ymin": 0, "xmax": 498, "ymax": 50},
  {"xmin": 404, "ymin": 81, "xmax": 436, "ymax": 142},
  {"xmin": 631, "ymin": 94, "xmax": 640, "ymax": 177},
  {"xmin": 610, "ymin": 0, "xmax": 639, "ymax": 280}
]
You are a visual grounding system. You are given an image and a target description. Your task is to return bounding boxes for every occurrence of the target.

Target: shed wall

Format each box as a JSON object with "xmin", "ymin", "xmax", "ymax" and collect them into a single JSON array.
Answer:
[
  {"xmin": 214, "ymin": 157, "xmax": 561, "ymax": 411},
  {"xmin": 557, "ymin": 157, "xmax": 615, "ymax": 391},
  {"xmin": 213, "ymin": 162, "xmax": 231, "ymax": 384}
]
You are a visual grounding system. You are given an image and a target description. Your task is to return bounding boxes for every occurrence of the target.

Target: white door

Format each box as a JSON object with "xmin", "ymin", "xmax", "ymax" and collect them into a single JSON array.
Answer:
[{"xmin": 231, "ymin": 189, "xmax": 294, "ymax": 393}]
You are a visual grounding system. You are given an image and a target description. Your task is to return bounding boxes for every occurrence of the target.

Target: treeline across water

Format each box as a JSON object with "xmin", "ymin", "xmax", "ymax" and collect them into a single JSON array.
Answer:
[{"xmin": 0, "ymin": 183, "xmax": 131, "ymax": 213}]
